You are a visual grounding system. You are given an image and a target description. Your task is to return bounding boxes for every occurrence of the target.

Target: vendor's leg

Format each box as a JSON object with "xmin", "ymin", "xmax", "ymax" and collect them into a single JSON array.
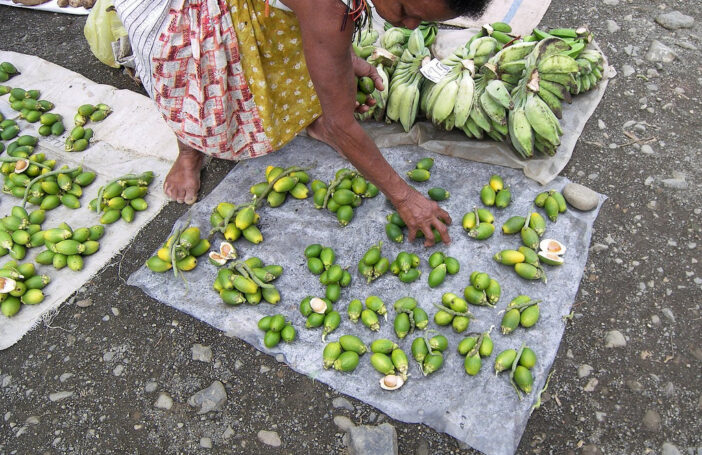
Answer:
[{"xmin": 164, "ymin": 140, "xmax": 205, "ymax": 205}]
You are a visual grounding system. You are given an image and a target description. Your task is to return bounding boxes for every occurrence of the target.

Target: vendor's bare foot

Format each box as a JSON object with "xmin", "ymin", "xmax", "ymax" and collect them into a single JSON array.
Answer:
[
  {"xmin": 164, "ymin": 142, "xmax": 204, "ymax": 205},
  {"xmin": 307, "ymin": 116, "xmax": 336, "ymax": 149}
]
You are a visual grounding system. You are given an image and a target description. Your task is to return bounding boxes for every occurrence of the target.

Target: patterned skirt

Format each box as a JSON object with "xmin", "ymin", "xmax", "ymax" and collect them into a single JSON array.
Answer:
[{"xmin": 115, "ymin": 0, "xmax": 322, "ymax": 160}]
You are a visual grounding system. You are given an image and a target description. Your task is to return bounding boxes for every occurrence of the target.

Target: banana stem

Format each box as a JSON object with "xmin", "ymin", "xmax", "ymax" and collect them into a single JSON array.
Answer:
[
  {"xmin": 322, "ymin": 170, "xmax": 355, "ymax": 209},
  {"xmin": 465, "ymin": 333, "xmax": 485, "ymax": 358},
  {"xmin": 253, "ymin": 165, "xmax": 310, "ymax": 210},
  {"xmin": 432, "ymin": 302, "xmax": 474, "ymax": 318},
  {"xmin": 508, "ymin": 299, "xmax": 542, "ymax": 311},
  {"xmin": 509, "ymin": 342, "xmax": 527, "ymax": 400},
  {"xmin": 21, "ymin": 166, "xmax": 81, "ymax": 207},
  {"xmin": 168, "ymin": 217, "xmax": 191, "ymax": 279},
  {"xmin": 238, "ymin": 262, "xmax": 274, "ymax": 289}
]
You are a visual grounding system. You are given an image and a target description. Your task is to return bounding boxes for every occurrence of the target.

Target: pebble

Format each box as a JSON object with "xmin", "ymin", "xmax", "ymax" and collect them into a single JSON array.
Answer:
[
  {"xmin": 25, "ymin": 416, "xmax": 40, "ymax": 425},
  {"xmin": 222, "ymin": 426, "xmax": 236, "ymax": 439},
  {"xmin": 643, "ymin": 409, "xmax": 661, "ymax": 432},
  {"xmin": 584, "ymin": 378, "xmax": 598, "ymax": 392},
  {"xmin": 661, "ymin": 178, "xmax": 688, "ymax": 190},
  {"xmin": 621, "ymin": 65, "xmax": 635, "ymax": 77},
  {"xmin": 662, "ymin": 381, "xmax": 675, "ymax": 398},
  {"xmin": 259, "ymin": 365, "xmax": 271, "ymax": 374},
  {"xmin": 2, "ymin": 375, "xmax": 12, "ymax": 387},
  {"xmin": 661, "ymin": 308, "xmax": 675, "ymax": 322},
  {"xmin": 655, "ymin": 11, "xmax": 695, "ymax": 30},
  {"xmin": 275, "ymin": 354, "xmax": 286, "ymax": 363},
  {"xmin": 606, "ymin": 20, "xmax": 620, "ymax": 33},
  {"xmin": 113, "ymin": 365, "xmax": 124, "ymax": 377},
  {"xmin": 334, "ymin": 415, "xmax": 355, "ymax": 432},
  {"xmin": 578, "ymin": 364, "xmax": 594, "ymax": 378},
  {"xmin": 332, "ymin": 397, "xmax": 354, "ymax": 411},
  {"xmin": 111, "ymin": 307, "xmax": 120, "ymax": 316},
  {"xmin": 591, "ymin": 243, "xmax": 608, "ymax": 253},
  {"xmin": 627, "ymin": 380, "xmax": 644, "ymax": 392},
  {"xmin": 191, "ymin": 344, "xmax": 213, "ymax": 363},
  {"xmin": 605, "ymin": 330, "xmax": 626, "ymax": 348},
  {"xmin": 563, "ymin": 183, "xmax": 599, "ymax": 211},
  {"xmin": 582, "ymin": 445, "xmax": 603, "ymax": 455},
  {"xmin": 187, "ymin": 381, "xmax": 227, "ymax": 414},
  {"xmin": 49, "ymin": 391, "xmax": 73, "ymax": 402},
  {"xmin": 602, "ymin": 0, "xmax": 618, "ymax": 5},
  {"xmin": 661, "ymin": 442, "xmax": 682, "ymax": 455},
  {"xmin": 154, "ymin": 392, "xmax": 173, "ymax": 410},
  {"xmin": 597, "ymin": 119, "xmax": 605, "ymax": 130},
  {"xmin": 200, "ymin": 437, "xmax": 213, "ymax": 448},
  {"xmin": 75, "ymin": 299, "xmax": 93, "ymax": 308},
  {"xmin": 347, "ymin": 423, "xmax": 398, "ymax": 455},
  {"xmin": 257, "ymin": 430, "xmax": 281, "ymax": 447},
  {"xmin": 640, "ymin": 145, "xmax": 654, "ymax": 155},
  {"xmin": 651, "ymin": 315, "xmax": 661, "ymax": 326},
  {"xmin": 144, "ymin": 381, "xmax": 158, "ymax": 393},
  {"xmin": 59, "ymin": 373, "xmax": 73, "ymax": 383},
  {"xmin": 646, "ymin": 40, "xmax": 678, "ymax": 63}
]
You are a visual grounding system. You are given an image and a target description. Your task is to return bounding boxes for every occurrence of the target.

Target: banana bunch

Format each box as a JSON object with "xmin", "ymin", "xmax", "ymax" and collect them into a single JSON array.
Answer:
[
  {"xmin": 381, "ymin": 22, "xmax": 437, "ymax": 56},
  {"xmin": 353, "ymin": 28, "xmax": 380, "ymax": 59},
  {"xmin": 385, "ymin": 28, "xmax": 430, "ymax": 132},
  {"xmin": 420, "ymin": 49, "xmax": 474, "ymax": 132},
  {"xmin": 572, "ymin": 49, "xmax": 605, "ymax": 95}
]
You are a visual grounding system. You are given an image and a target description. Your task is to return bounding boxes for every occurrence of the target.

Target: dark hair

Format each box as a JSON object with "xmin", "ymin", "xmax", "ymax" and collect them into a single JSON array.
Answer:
[{"xmin": 444, "ymin": 0, "xmax": 490, "ymax": 17}]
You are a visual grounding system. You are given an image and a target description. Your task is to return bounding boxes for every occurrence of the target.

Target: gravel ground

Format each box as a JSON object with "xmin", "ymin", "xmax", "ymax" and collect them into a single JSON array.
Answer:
[{"xmin": 0, "ymin": 1, "xmax": 700, "ymax": 454}]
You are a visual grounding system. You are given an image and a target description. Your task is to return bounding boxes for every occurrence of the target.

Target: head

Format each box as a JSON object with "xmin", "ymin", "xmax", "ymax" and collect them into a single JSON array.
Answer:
[{"xmin": 373, "ymin": 0, "xmax": 490, "ymax": 30}]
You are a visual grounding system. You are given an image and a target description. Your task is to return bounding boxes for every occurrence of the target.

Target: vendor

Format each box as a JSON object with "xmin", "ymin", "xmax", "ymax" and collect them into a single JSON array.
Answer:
[{"xmin": 114, "ymin": 0, "xmax": 489, "ymax": 245}]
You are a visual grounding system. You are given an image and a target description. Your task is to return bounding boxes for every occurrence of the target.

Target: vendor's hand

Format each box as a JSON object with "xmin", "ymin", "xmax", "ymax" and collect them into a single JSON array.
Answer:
[
  {"xmin": 395, "ymin": 188, "xmax": 452, "ymax": 247},
  {"xmin": 352, "ymin": 54, "xmax": 384, "ymax": 114}
]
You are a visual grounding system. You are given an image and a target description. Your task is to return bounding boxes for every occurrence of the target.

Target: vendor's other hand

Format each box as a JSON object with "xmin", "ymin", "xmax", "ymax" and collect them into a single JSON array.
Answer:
[
  {"xmin": 395, "ymin": 188, "xmax": 452, "ymax": 247},
  {"xmin": 352, "ymin": 54, "xmax": 384, "ymax": 114}
]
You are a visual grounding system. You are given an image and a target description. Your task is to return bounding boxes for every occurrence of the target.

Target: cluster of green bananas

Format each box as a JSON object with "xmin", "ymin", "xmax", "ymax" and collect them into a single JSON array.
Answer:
[
  {"xmin": 500, "ymin": 295, "xmax": 542, "ymax": 334},
  {"xmin": 4, "ymin": 161, "xmax": 95, "ymax": 211},
  {"xmin": 380, "ymin": 22, "xmax": 437, "ymax": 57},
  {"xmin": 389, "ymin": 250, "xmax": 421, "ymax": 283},
  {"xmin": 1, "ymin": 87, "xmax": 61, "ymax": 132},
  {"xmin": 457, "ymin": 330, "xmax": 494, "ymax": 376},
  {"xmin": 352, "ymin": 28, "xmax": 380, "ymax": 59},
  {"xmin": 304, "ymin": 244, "xmax": 351, "ymax": 303},
  {"xmin": 411, "ymin": 331, "xmax": 447, "ymax": 376},
  {"xmin": 65, "ymin": 103, "xmax": 111, "ymax": 152},
  {"xmin": 370, "ymin": 341, "xmax": 409, "ymax": 389},
  {"xmin": 249, "ymin": 165, "xmax": 310, "ymax": 207},
  {"xmin": 534, "ymin": 189, "xmax": 567, "ymax": 221},
  {"xmin": 461, "ymin": 207, "xmax": 495, "ymax": 240},
  {"xmin": 571, "ymin": 50, "xmax": 605, "ymax": 94},
  {"xmin": 427, "ymin": 251, "xmax": 459, "ymax": 288},
  {"xmin": 347, "ymin": 296, "xmax": 387, "ymax": 332},
  {"xmin": 311, "ymin": 168, "xmax": 378, "ymax": 226},
  {"xmin": 89, "ymin": 171, "xmax": 154, "ymax": 224},
  {"xmin": 406, "ymin": 157, "xmax": 433, "ymax": 182},
  {"xmin": 0, "ymin": 61, "xmax": 19, "ymax": 82},
  {"xmin": 494, "ymin": 343, "xmax": 538, "ymax": 398},
  {"xmin": 464, "ymin": 271, "xmax": 501, "ymax": 307},
  {"xmin": 385, "ymin": 28, "xmax": 430, "ymax": 132},
  {"xmin": 213, "ymin": 256, "xmax": 283, "ymax": 306},
  {"xmin": 146, "ymin": 225, "xmax": 209, "ymax": 276},
  {"xmin": 258, "ymin": 314, "xmax": 296, "ymax": 348},
  {"xmin": 432, "ymin": 292, "xmax": 474, "ymax": 333},
  {"xmin": 0, "ymin": 262, "xmax": 50, "ymax": 317},
  {"xmin": 299, "ymin": 296, "xmax": 339, "ymax": 340},
  {"xmin": 357, "ymin": 242, "xmax": 389, "ymax": 283},
  {"xmin": 322, "ymin": 334, "xmax": 368, "ymax": 372},
  {"xmin": 392, "ymin": 297, "xmax": 428, "ymax": 339},
  {"xmin": 35, "ymin": 222, "xmax": 104, "ymax": 271},
  {"xmin": 0, "ymin": 206, "xmax": 46, "ymax": 260},
  {"xmin": 480, "ymin": 174, "xmax": 511, "ymax": 208}
]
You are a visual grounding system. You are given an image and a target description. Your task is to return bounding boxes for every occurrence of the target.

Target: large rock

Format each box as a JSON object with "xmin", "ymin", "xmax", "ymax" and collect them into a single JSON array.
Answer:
[
  {"xmin": 645, "ymin": 40, "xmax": 678, "ymax": 63},
  {"xmin": 347, "ymin": 423, "xmax": 398, "ymax": 455},
  {"xmin": 187, "ymin": 381, "xmax": 227, "ymax": 414},
  {"xmin": 655, "ymin": 11, "xmax": 694, "ymax": 30},
  {"xmin": 605, "ymin": 330, "xmax": 626, "ymax": 348},
  {"xmin": 563, "ymin": 183, "xmax": 599, "ymax": 211}
]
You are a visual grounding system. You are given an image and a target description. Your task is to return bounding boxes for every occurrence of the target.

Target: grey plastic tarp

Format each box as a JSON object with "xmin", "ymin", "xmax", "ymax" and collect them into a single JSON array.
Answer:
[{"xmin": 129, "ymin": 136, "xmax": 605, "ymax": 455}]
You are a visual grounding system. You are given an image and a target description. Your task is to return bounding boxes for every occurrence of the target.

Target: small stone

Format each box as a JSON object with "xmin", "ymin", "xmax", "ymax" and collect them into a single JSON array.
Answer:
[
  {"xmin": 257, "ymin": 430, "xmax": 281, "ymax": 447},
  {"xmin": 111, "ymin": 307, "xmax": 120, "ymax": 316},
  {"xmin": 605, "ymin": 330, "xmax": 626, "ymax": 348},
  {"xmin": 627, "ymin": 380, "xmax": 644, "ymax": 392},
  {"xmin": 662, "ymin": 381, "xmax": 675, "ymax": 398},
  {"xmin": 154, "ymin": 392, "xmax": 173, "ymax": 410},
  {"xmin": 661, "ymin": 308, "xmax": 675, "ymax": 322},
  {"xmin": 584, "ymin": 378, "xmax": 598, "ymax": 392},
  {"xmin": 640, "ymin": 144, "xmax": 654, "ymax": 155},
  {"xmin": 188, "ymin": 381, "xmax": 227, "ymax": 414},
  {"xmin": 661, "ymin": 442, "xmax": 682, "ymax": 455},
  {"xmin": 347, "ymin": 423, "xmax": 398, "ymax": 455},
  {"xmin": 59, "ymin": 373, "xmax": 73, "ymax": 383},
  {"xmin": 643, "ymin": 409, "xmax": 661, "ymax": 432},
  {"xmin": 582, "ymin": 445, "xmax": 603, "ymax": 455},
  {"xmin": 75, "ymin": 299, "xmax": 93, "ymax": 308},
  {"xmin": 49, "ymin": 391, "xmax": 73, "ymax": 402},
  {"xmin": 578, "ymin": 364, "xmax": 594, "ymax": 378},
  {"xmin": 661, "ymin": 178, "xmax": 688, "ymax": 190},
  {"xmin": 25, "ymin": 416, "xmax": 40, "ymax": 425},
  {"xmin": 595, "ymin": 411, "xmax": 607, "ymax": 422},
  {"xmin": 113, "ymin": 365, "xmax": 124, "ymax": 376},
  {"xmin": 2, "ymin": 375, "xmax": 12, "ymax": 387},
  {"xmin": 191, "ymin": 344, "xmax": 213, "ymax": 363},
  {"xmin": 602, "ymin": 0, "xmax": 618, "ymax": 5},
  {"xmin": 259, "ymin": 365, "xmax": 271, "ymax": 374},
  {"xmin": 646, "ymin": 40, "xmax": 678, "ymax": 63},
  {"xmin": 332, "ymin": 397, "xmax": 354, "ymax": 411},
  {"xmin": 651, "ymin": 315, "xmax": 661, "ymax": 326},
  {"xmin": 591, "ymin": 243, "xmax": 608, "ymax": 253},
  {"xmin": 275, "ymin": 354, "xmax": 286, "ymax": 363},
  {"xmin": 234, "ymin": 360, "xmax": 243, "ymax": 370},
  {"xmin": 621, "ymin": 65, "xmax": 635, "ymax": 77},
  {"xmin": 144, "ymin": 381, "xmax": 158, "ymax": 393},
  {"xmin": 416, "ymin": 440, "xmax": 430, "ymax": 455},
  {"xmin": 655, "ymin": 11, "xmax": 694, "ymax": 30},
  {"xmin": 597, "ymin": 119, "xmax": 606, "ymax": 130},
  {"xmin": 562, "ymin": 183, "xmax": 599, "ymax": 211},
  {"xmin": 334, "ymin": 415, "xmax": 355, "ymax": 432},
  {"xmin": 200, "ymin": 437, "xmax": 213, "ymax": 448},
  {"xmin": 606, "ymin": 20, "xmax": 620, "ymax": 33},
  {"xmin": 222, "ymin": 426, "xmax": 235, "ymax": 439}
]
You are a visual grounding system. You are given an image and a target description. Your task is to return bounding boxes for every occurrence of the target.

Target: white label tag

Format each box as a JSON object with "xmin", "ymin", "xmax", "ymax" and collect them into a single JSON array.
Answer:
[{"xmin": 420, "ymin": 58, "xmax": 451, "ymax": 83}]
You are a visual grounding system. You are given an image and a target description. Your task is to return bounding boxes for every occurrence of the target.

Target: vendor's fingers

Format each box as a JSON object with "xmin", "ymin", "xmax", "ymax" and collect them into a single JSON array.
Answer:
[
  {"xmin": 419, "ymin": 224, "xmax": 436, "ymax": 247},
  {"xmin": 432, "ymin": 218, "xmax": 451, "ymax": 245},
  {"xmin": 437, "ymin": 207, "xmax": 452, "ymax": 225},
  {"xmin": 367, "ymin": 66, "xmax": 384, "ymax": 91}
]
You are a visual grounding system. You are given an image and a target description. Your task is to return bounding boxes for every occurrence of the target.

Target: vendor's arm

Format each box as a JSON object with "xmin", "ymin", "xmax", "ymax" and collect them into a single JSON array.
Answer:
[{"xmin": 286, "ymin": 0, "xmax": 451, "ymax": 245}]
